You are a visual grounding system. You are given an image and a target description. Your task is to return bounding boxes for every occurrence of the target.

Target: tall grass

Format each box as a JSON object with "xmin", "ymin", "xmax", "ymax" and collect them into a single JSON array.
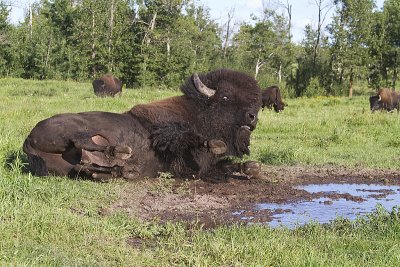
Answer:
[{"xmin": 0, "ymin": 78, "xmax": 399, "ymax": 266}]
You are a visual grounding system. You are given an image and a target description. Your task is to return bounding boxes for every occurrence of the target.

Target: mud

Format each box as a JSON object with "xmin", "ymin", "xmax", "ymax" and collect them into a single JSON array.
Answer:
[{"xmin": 100, "ymin": 165, "xmax": 400, "ymax": 228}]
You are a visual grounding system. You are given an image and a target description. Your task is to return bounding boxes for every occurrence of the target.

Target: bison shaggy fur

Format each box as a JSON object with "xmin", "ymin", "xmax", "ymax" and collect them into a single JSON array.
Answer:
[
  {"xmin": 23, "ymin": 69, "xmax": 263, "ymax": 181},
  {"xmin": 261, "ymin": 85, "xmax": 285, "ymax": 112},
  {"xmin": 370, "ymin": 88, "xmax": 400, "ymax": 113},
  {"xmin": 92, "ymin": 74, "xmax": 122, "ymax": 97}
]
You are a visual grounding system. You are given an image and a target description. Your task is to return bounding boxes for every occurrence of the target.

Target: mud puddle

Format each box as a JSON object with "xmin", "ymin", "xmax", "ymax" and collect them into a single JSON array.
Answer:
[
  {"xmin": 241, "ymin": 183, "xmax": 400, "ymax": 228},
  {"xmin": 102, "ymin": 166, "xmax": 400, "ymax": 229}
]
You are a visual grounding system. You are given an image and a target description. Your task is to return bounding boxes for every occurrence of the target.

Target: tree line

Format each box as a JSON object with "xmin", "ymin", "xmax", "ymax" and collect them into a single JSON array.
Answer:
[{"xmin": 0, "ymin": 0, "xmax": 399, "ymax": 97}]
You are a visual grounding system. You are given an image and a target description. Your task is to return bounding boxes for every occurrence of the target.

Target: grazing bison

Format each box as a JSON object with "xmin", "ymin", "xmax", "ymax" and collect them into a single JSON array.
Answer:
[
  {"xmin": 23, "ymin": 69, "xmax": 263, "ymax": 181},
  {"xmin": 92, "ymin": 74, "xmax": 122, "ymax": 97},
  {"xmin": 261, "ymin": 85, "xmax": 285, "ymax": 112},
  {"xmin": 369, "ymin": 88, "xmax": 400, "ymax": 113}
]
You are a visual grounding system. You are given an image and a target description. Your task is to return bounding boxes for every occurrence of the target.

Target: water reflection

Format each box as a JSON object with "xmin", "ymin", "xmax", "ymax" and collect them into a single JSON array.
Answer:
[{"xmin": 253, "ymin": 183, "xmax": 400, "ymax": 228}]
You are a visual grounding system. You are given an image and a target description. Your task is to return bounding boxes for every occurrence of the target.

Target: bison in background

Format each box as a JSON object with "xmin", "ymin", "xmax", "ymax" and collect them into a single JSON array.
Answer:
[
  {"xmin": 92, "ymin": 74, "xmax": 122, "ymax": 97},
  {"xmin": 262, "ymin": 85, "xmax": 285, "ymax": 112},
  {"xmin": 23, "ymin": 69, "xmax": 263, "ymax": 181},
  {"xmin": 369, "ymin": 88, "xmax": 400, "ymax": 113}
]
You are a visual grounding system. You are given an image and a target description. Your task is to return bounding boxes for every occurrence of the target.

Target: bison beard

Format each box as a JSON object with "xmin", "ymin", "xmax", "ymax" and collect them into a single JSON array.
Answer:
[{"xmin": 23, "ymin": 69, "xmax": 262, "ymax": 181}]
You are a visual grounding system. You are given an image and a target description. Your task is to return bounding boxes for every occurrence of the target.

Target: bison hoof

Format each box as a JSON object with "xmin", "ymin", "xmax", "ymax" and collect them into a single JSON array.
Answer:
[
  {"xmin": 105, "ymin": 145, "xmax": 132, "ymax": 159},
  {"xmin": 241, "ymin": 161, "xmax": 262, "ymax": 178},
  {"xmin": 206, "ymin": 139, "xmax": 227, "ymax": 155},
  {"xmin": 114, "ymin": 146, "xmax": 132, "ymax": 160}
]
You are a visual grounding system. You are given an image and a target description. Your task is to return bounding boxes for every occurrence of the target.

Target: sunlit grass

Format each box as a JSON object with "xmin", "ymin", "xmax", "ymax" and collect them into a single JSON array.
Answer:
[{"xmin": 0, "ymin": 78, "xmax": 399, "ymax": 266}]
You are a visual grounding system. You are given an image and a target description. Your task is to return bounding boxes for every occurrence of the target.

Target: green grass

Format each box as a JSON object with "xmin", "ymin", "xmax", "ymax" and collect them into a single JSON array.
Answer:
[
  {"xmin": 251, "ymin": 96, "xmax": 400, "ymax": 168},
  {"xmin": 0, "ymin": 78, "xmax": 399, "ymax": 266}
]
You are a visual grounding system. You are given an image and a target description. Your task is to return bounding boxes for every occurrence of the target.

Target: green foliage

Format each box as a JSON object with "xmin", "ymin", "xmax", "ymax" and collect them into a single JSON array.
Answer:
[
  {"xmin": 0, "ymin": 0, "xmax": 399, "ymax": 96},
  {"xmin": 304, "ymin": 77, "xmax": 326, "ymax": 97}
]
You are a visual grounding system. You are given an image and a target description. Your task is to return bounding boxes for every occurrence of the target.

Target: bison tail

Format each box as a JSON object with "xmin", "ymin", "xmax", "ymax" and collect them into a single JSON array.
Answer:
[{"xmin": 23, "ymin": 138, "xmax": 49, "ymax": 176}]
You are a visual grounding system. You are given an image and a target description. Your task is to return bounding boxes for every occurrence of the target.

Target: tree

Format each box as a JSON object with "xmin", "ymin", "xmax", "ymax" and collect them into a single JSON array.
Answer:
[
  {"xmin": 328, "ymin": 0, "xmax": 375, "ymax": 97},
  {"xmin": 0, "ymin": 0, "xmax": 11, "ymax": 76},
  {"xmin": 381, "ymin": 0, "xmax": 400, "ymax": 90},
  {"xmin": 231, "ymin": 8, "xmax": 290, "ymax": 83}
]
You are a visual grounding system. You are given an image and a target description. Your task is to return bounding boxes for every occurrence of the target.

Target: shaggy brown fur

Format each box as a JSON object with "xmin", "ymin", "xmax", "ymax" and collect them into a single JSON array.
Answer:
[
  {"xmin": 92, "ymin": 74, "xmax": 122, "ymax": 97},
  {"xmin": 370, "ymin": 88, "xmax": 400, "ymax": 112},
  {"xmin": 261, "ymin": 85, "xmax": 285, "ymax": 112},
  {"xmin": 23, "ymin": 69, "xmax": 263, "ymax": 181}
]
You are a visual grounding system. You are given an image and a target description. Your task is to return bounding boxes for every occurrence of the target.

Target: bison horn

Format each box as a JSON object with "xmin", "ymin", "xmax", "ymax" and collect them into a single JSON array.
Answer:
[
  {"xmin": 193, "ymin": 73, "xmax": 215, "ymax": 97},
  {"xmin": 378, "ymin": 95, "xmax": 381, "ymax": 101}
]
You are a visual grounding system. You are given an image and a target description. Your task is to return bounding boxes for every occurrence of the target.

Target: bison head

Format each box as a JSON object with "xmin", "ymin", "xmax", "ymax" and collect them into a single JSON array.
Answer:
[
  {"xmin": 181, "ymin": 69, "xmax": 262, "ymax": 157},
  {"xmin": 369, "ymin": 95, "xmax": 381, "ymax": 112}
]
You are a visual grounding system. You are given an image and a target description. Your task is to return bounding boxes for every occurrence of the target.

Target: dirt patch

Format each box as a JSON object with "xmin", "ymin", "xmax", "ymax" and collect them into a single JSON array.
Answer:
[{"xmin": 101, "ymin": 165, "xmax": 400, "ymax": 228}]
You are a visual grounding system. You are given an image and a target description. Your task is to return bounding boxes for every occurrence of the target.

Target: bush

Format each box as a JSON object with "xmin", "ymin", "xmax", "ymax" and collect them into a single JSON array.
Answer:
[{"xmin": 304, "ymin": 77, "xmax": 326, "ymax": 97}]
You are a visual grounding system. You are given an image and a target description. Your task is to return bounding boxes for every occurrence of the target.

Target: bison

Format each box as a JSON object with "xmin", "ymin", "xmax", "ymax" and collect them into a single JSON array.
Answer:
[
  {"xmin": 261, "ymin": 85, "xmax": 285, "ymax": 112},
  {"xmin": 370, "ymin": 88, "xmax": 400, "ymax": 113},
  {"xmin": 23, "ymin": 69, "xmax": 263, "ymax": 181},
  {"xmin": 92, "ymin": 74, "xmax": 122, "ymax": 97}
]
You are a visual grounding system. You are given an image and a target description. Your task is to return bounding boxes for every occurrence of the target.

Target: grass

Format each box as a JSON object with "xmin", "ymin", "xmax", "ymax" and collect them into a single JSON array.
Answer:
[
  {"xmin": 0, "ymin": 78, "xmax": 399, "ymax": 266},
  {"xmin": 251, "ymin": 96, "xmax": 400, "ymax": 168}
]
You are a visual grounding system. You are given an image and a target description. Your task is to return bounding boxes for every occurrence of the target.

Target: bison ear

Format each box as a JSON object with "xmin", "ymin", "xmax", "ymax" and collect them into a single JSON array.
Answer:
[{"xmin": 193, "ymin": 73, "xmax": 216, "ymax": 98}]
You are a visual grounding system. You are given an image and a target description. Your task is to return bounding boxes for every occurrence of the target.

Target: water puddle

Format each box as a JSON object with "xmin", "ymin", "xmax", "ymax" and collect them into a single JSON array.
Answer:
[{"xmin": 239, "ymin": 183, "xmax": 400, "ymax": 228}]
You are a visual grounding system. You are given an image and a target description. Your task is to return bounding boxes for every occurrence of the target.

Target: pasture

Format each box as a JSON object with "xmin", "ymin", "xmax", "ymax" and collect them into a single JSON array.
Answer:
[{"xmin": 0, "ymin": 78, "xmax": 400, "ymax": 266}]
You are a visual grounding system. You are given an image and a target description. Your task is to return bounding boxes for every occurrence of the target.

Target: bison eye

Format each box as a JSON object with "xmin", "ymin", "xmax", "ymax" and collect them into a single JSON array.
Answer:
[{"xmin": 222, "ymin": 96, "xmax": 230, "ymax": 101}]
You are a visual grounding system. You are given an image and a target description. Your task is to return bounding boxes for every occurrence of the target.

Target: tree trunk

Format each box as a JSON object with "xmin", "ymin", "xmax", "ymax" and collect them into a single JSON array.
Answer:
[
  {"xmin": 392, "ymin": 67, "xmax": 397, "ymax": 91},
  {"xmin": 222, "ymin": 8, "xmax": 234, "ymax": 59},
  {"xmin": 45, "ymin": 35, "xmax": 52, "ymax": 68},
  {"xmin": 166, "ymin": 35, "xmax": 170, "ymax": 59},
  {"xmin": 143, "ymin": 12, "xmax": 157, "ymax": 46},
  {"xmin": 91, "ymin": 10, "xmax": 96, "ymax": 77},
  {"xmin": 278, "ymin": 63, "xmax": 282, "ymax": 83},
  {"xmin": 255, "ymin": 57, "xmax": 265, "ymax": 79},
  {"xmin": 349, "ymin": 67, "xmax": 354, "ymax": 98},
  {"xmin": 312, "ymin": 0, "xmax": 322, "ymax": 72},
  {"xmin": 285, "ymin": 0, "xmax": 292, "ymax": 43},
  {"xmin": 28, "ymin": 0, "xmax": 33, "ymax": 37},
  {"xmin": 108, "ymin": 0, "xmax": 115, "ymax": 71}
]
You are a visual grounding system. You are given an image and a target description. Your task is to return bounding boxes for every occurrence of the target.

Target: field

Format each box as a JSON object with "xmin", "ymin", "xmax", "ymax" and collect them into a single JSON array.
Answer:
[{"xmin": 1, "ymin": 78, "xmax": 400, "ymax": 266}]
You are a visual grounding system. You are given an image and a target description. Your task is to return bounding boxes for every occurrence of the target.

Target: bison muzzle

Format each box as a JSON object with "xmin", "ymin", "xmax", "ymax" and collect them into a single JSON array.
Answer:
[{"xmin": 23, "ymin": 69, "xmax": 263, "ymax": 181}]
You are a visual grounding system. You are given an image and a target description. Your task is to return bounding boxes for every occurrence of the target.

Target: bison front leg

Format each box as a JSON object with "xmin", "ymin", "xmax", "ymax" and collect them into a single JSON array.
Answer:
[
  {"xmin": 72, "ymin": 134, "xmax": 132, "ymax": 160},
  {"xmin": 217, "ymin": 160, "xmax": 262, "ymax": 179}
]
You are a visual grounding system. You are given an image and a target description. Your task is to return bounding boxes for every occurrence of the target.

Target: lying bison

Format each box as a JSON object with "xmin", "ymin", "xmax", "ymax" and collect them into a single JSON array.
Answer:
[
  {"xmin": 262, "ymin": 85, "xmax": 285, "ymax": 112},
  {"xmin": 23, "ymin": 69, "xmax": 263, "ymax": 181},
  {"xmin": 92, "ymin": 74, "xmax": 122, "ymax": 97},
  {"xmin": 369, "ymin": 88, "xmax": 400, "ymax": 113}
]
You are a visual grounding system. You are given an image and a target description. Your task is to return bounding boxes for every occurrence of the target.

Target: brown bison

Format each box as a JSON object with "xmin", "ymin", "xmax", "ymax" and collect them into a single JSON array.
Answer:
[
  {"xmin": 261, "ymin": 85, "xmax": 285, "ymax": 112},
  {"xmin": 23, "ymin": 69, "xmax": 263, "ymax": 181},
  {"xmin": 92, "ymin": 74, "xmax": 122, "ymax": 97},
  {"xmin": 370, "ymin": 88, "xmax": 400, "ymax": 113}
]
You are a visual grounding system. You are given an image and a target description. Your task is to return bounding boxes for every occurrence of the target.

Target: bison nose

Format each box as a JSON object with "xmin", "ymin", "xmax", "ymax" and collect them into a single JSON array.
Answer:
[{"xmin": 247, "ymin": 112, "xmax": 257, "ymax": 123}]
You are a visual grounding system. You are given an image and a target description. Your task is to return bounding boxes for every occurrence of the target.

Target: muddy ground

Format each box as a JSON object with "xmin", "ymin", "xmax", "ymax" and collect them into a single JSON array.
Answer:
[{"xmin": 100, "ymin": 165, "xmax": 400, "ymax": 228}]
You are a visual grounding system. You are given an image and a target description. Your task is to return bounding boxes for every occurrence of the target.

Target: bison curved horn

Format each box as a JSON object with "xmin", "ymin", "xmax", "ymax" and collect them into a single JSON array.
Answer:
[
  {"xmin": 378, "ymin": 95, "xmax": 382, "ymax": 101},
  {"xmin": 193, "ymin": 73, "xmax": 215, "ymax": 97}
]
